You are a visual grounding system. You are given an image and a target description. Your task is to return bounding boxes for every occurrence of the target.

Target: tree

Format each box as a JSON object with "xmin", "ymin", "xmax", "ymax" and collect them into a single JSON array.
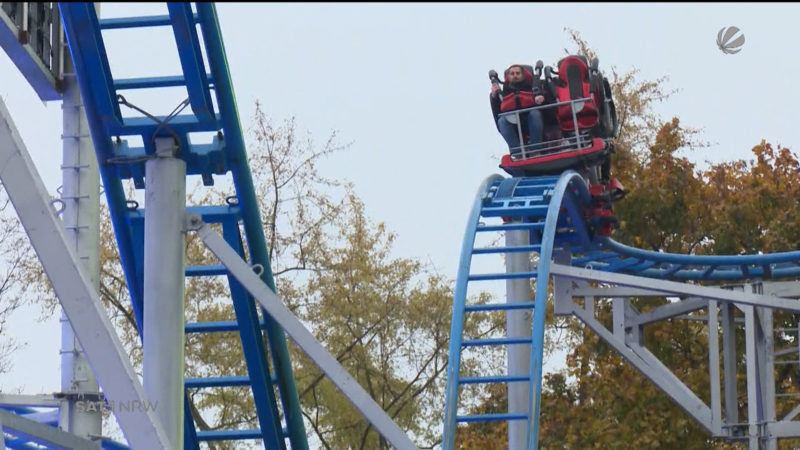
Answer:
[
  {"xmin": 696, "ymin": 141, "xmax": 800, "ymax": 255},
  {"xmin": 0, "ymin": 188, "xmax": 37, "ymax": 375},
  {"xmin": 243, "ymin": 104, "xmax": 502, "ymax": 449},
  {"xmin": 289, "ymin": 192, "xmax": 457, "ymax": 449}
]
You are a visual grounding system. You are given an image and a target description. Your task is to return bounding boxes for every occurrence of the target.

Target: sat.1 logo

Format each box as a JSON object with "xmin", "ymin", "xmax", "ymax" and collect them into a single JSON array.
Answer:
[{"xmin": 717, "ymin": 26, "xmax": 745, "ymax": 55}]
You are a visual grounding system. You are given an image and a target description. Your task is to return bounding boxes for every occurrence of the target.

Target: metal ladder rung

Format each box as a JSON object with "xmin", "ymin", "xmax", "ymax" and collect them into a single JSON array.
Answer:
[
  {"xmin": 464, "ymin": 302, "xmax": 535, "ymax": 312},
  {"xmin": 63, "ymin": 225, "xmax": 90, "ymax": 230},
  {"xmin": 185, "ymin": 376, "xmax": 251, "ymax": 388},
  {"xmin": 459, "ymin": 374, "xmax": 528, "ymax": 384},
  {"xmin": 473, "ymin": 244, "xmax": 542, "ymax": 255},
  {"xmin": 196, "ymin": 428, "xmax": 289, "ymax": 441},
  {"xmin": 481, "ymin": 206, "xmax": 549, "ymax": 218},
  {"xmin": 59, "ymin": 195, "xmax": 91, "ymax": 200},
  {"xmin": 462, "ymin": 337, "xmax": 531, "ymax": 347},
  {"xmin": 468, "ymin": 271, "xmax": 538, "ymax": 281},
  {"xmin": 185, "ymin": 375, "xmax": 278, "ymax": 388},
  {"xmin": 99, "ymin": 14, "xmax": 199, "ymax": 30},
  {"xmin": 476, "ymin": 222, "xmax": 545, "ymax": 232},
  {"xmin": 114, "ymin": 75, "xmax": 188, "ymax": 90},
  {"xmin": 456, "ymin": 413, "xmax": 528, "ymax": 423},
  {"xmin": 554, "ymin": 231, "xmax": 579, "ymax": 240},
  {"xmin": 494, "ymin": 197, "xmax": 548, "ymax": 205},
  {"xmin": 186, "ymin": 265, "xmax": 227, "ymax": 277},
  {"xmin": 773, "ymin": 347, "xmax": 799, "ymax": 358},
  {"xmin": 185, "ymin": 321, "xmax": 267, "ymax": 333}
]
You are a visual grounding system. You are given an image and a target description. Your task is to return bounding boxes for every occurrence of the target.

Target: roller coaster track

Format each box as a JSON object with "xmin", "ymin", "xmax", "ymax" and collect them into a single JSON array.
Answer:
[
  {"xmin": 58, "ymin": 3, "xmax": 308, "ymax": 448},
  {"xmin": 443, "ymin": 171, "xmax": 800, "ymax": 449}
]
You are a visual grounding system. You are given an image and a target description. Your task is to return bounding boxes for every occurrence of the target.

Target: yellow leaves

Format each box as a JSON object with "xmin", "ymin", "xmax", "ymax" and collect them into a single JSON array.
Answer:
[
  {"xmin": 649, "ymin": 117, "xmax": 690, "ymax": 159},
  {"xmin": 284, "ymin": 182, "xmax": 463, "ymax": 448},
  {"xmin": 612, "ymin": 115, "xmax": 792, "ymax": 258},
  {"xmin": 695, "ymin": 141, "xmax": 800, "ymax": 254}
]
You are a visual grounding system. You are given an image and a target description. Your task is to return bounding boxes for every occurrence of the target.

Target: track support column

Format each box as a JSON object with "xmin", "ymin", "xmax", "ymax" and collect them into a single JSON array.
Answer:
[
  {"xmin": 143, "ymin": 137, "xmax": 186, "ymax": 449},
  {"xmin": 59, "ymin": 11, "xmax": 102, "ymax": 443},
  {"xmin": 505, "ymin": 225, "xmax": 532, "ymax": 449}
]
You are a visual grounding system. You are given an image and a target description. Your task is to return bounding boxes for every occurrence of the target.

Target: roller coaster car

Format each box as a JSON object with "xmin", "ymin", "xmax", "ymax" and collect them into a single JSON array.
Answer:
[
  {"xmin": 494, "ymin": 55, "xmax": 624, "ymax": 236},
  {"xmin": 498, "ymin": 55, "xmax": 619, "ymax": 179}
]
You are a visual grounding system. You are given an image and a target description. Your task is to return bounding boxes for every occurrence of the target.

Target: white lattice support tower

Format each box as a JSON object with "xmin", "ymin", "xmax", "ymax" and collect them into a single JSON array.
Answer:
[{"xmin": 58, "ymin": 5, "xmax": 102, "ymax": 441}]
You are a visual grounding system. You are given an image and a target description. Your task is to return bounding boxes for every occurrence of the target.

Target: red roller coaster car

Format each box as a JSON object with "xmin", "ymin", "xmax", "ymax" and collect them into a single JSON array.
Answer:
[{"xmin": 491, "ymin": 55, "xmax": 625, "ymax": 236}]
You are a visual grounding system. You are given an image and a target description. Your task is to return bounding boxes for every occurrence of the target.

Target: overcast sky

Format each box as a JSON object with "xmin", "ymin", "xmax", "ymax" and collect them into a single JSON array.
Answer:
[{"xmin": 0, "ymin": 2, "xmax": 798, "ymax": 443}]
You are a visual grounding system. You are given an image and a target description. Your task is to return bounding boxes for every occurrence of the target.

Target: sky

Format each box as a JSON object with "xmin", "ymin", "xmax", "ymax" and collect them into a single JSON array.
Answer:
[{"xmin": 0, "ymin": 1, "xmax": 798, "ymax": 444}]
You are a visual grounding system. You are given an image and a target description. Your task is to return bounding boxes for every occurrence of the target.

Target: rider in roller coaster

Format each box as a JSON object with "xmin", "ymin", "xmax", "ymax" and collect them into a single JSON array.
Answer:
[{"xmin": 489, "ymin": 55, "xmax": 627, "ymax": 236}]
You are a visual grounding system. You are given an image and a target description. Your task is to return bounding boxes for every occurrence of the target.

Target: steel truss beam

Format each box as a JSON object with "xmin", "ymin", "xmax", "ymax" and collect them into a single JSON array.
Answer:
[
  {"xmin": 0, "ymin": 410, "xmax": 95, "ymax": 450},
  {"xmin": 551, "ymin": 264, "xmax": 800, "ymax": 312},
  {"xmin": 552, "ymin": 260, "xmax": 800, "ymax": 449},
  {"xmin": 0, "ymin": 396, "xmax": 61, "ymax": 408}
]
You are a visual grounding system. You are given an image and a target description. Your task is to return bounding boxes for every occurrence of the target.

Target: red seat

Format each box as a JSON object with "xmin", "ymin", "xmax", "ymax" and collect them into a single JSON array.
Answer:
[{"xmin": 555, "ymin": 56, "xmax": 599, "ymax": 133}]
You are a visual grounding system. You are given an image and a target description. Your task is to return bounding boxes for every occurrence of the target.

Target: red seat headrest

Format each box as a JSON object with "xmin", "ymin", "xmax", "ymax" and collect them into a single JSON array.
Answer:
[{"xmin": 558, "ymin": 56, "xmax": 589, "ymax": 83}]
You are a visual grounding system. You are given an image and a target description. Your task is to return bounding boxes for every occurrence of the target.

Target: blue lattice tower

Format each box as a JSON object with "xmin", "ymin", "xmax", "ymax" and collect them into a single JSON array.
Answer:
[{"xmin": 58, "ymin": 3, "xmax": 308, "ymax": 448}]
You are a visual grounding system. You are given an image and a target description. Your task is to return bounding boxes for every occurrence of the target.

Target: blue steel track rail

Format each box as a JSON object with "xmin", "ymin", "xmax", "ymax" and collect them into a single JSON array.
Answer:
[
  {"xmin": 58, "ymin": 3, "xmax": 308, "ymax": 449},
  {"xmin": 443, "ymin": 171, "xmax": 800, "ymax": 449}
]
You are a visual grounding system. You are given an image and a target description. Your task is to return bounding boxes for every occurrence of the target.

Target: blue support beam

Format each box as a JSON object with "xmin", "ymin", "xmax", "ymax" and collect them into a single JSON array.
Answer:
[
  {"xmin": 194, "ymin": 4, "xmax": 308, "ymax": 448},
  {"xmin": 220, "ymin": 218, "xmax": 285, "ymax": 449},
  {"xmin": 167, "ymin": 3, "xmax": 216, "ymax": 124},
  {"xmin": 58, "ymin": 3, "xmax": 122, "ymax": 131},
  {"xmin": 183, "ymin": 397, "xmax": 199, "ymax": 450}
]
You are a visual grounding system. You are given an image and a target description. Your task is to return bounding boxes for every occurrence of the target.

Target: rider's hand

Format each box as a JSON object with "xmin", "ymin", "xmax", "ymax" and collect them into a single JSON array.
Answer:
[
  {"xmin": 491, "ymin": 84, "xmax": 500, "ymax": 97},
  {"xmin": 535, "ymin": 95, "xmax": 545, "ymax": 105}
]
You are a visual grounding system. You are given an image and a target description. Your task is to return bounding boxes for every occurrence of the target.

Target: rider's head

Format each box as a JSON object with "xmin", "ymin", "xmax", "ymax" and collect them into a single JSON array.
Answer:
[{"xmin": 507, "ymin": 65, "xmax": 526, "ymax": 84}]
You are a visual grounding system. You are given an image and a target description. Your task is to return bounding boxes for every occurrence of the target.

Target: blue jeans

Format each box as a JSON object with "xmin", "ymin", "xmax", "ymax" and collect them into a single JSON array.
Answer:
[{"xmin": 497, "ymin": 111, "xmax": 544, "ymax": 155}]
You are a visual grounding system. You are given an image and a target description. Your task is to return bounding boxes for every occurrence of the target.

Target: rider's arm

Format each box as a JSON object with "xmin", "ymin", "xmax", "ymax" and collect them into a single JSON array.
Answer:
[
  {"xmin": 490, "ymin": 92, "xmax": 501, "ymax": 130},
  {"xmin": 490, "ymin": 84, "xmax": 503, "ymax": 127}
]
